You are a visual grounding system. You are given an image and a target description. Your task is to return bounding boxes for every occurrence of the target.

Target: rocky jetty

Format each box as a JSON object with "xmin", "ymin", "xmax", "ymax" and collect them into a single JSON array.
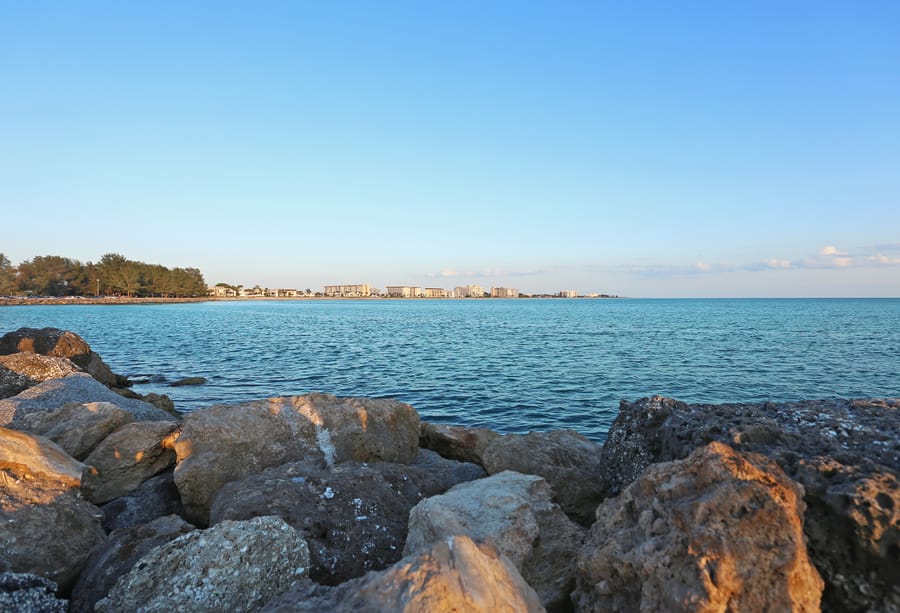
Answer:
[{"xmin": 0, "ymin": 327, "xmax": 897, "ymax": 612}]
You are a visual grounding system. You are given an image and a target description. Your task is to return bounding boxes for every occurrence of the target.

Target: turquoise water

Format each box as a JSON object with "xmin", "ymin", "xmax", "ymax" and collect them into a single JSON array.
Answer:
[{"xmin": 2, "ymin": 299, "xmax": 898, "ymax": 440}]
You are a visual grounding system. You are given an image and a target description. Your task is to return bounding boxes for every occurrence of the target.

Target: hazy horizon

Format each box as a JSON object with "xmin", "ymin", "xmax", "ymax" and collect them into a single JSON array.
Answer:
[{"xmin": 3, "ymin": 3, "xmax": 898, "ymax": 298}]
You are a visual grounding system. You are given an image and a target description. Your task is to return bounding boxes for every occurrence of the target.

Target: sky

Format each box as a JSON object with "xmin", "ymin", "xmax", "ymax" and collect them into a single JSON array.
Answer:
[{"xmin": 1, "ymin": 2, "xmax": 899, "ymax": 297}]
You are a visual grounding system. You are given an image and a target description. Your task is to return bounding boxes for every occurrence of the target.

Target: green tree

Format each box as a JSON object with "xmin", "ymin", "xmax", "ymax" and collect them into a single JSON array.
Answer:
[
  {"xmin": 0, "ymin": 253, "xmax": 16, "ymax": 295},
  {"xmin": 99, "ymin": 253, "xmax": 140, "ymax": 296}
]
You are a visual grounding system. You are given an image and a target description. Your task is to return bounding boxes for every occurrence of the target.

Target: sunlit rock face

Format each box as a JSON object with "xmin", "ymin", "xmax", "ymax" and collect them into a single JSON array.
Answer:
[
  {"xmin": 598, "ymin": 395, "xmax": 900, "ymax": 612},
  {"xmin": 172, "ymin": 393, "xmax": 420, "ymax": 526},
  {"xmin": 575, "ymin": 441, "xmax": 824, "ymax": 612},
  {"xmin": 261, "ymin": 535, "xmax": 543, "ymax": 613}
]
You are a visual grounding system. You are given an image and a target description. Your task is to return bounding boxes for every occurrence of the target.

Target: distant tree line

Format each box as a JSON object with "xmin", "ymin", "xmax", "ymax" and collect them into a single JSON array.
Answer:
[{"xmin": 0, "ymin": 252, "xmax": 207, "ymax": 298}]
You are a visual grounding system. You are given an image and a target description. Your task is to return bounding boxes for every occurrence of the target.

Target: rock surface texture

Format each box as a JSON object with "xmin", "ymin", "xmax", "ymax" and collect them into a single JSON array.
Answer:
[
  {"xmin": 576, "ymin": 441, "xmax": 824, "ymax": 612},
  {"xmin": 99, "ymin": 469, "xmax": 185, "ymax": 532},
  {"xmin": 95, "ymin": 516, "xmax": 309, "ymax": 613},
  {"xmin": 599, "ymin": 396, "xmax": 899, "ymax": 612},
  {"xmin": 405, "ymin": 470, "xmax": 585, "ymax": 611},
  {"xmin": 173, "ymin": 393, "xmax": 419, "ymax": 525},
  {"xmin": 0, "ymin": 573, "xmax": 67, "ymax": 613},
  {"xmin": 482, "ymin": 429, "xmax": 606, "ymax": 524},
  {"xmin": 14, "ymin": 401, "xmax": 134, "ymax": 460},
  {"xmin": 262, "ymin": 535, "xmax": 544, "ymax": 613},
  {"xmin": 419, "ymin": 421, "xmax": 500, "ymax": 466}
]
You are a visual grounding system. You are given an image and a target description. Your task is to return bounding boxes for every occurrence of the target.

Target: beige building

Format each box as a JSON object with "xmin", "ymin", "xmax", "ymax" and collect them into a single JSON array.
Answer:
[
  {"xmin": 559, "ymin": 290, "xmax": 578, "ymax": 298},
  {"xmin": 324, "ymin": 284, "xmax": 371, "ymax": 297},
  {"xmin": 386, "ymin": 285, "xmax": 423, "ymax": 298},
  {"xmin": 491, "ymin": 286, "xmax": 519, "ymax": 298},
  {"xmin": 424, "ymin": 287, "xmax": 448, "ymax": 298},
  {"xmin": 454, "ymin": 285, "xmax": 486, "ymax": 298}
]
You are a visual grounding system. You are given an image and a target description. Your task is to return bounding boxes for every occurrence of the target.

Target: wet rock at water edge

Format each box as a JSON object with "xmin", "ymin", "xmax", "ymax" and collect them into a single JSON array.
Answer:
[
  {"xmin": 419, "ymin": 421, "xmax": 500, "ymax": 467},
  {"xmin": 170, "ymin": 376, "xmax": 207, "ymax": 387}
]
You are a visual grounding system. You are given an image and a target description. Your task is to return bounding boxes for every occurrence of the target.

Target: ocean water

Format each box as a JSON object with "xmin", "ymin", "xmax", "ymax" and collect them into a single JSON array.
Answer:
[{"xmin": 2, "ymin": 298, "xmax": 898, "ymax": 441}]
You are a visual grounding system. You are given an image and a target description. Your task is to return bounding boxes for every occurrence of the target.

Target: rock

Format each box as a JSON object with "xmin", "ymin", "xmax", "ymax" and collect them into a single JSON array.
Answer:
[
  {"xmin": 211, "ymin": 459, "xmax": 420, "ymax": 585},
  {"xmin": 574, "ymin": 441, "xmax": 824, "ymax": 612},
  {"xmin": 0, "ymin": 327, "xmax": 126, "ymax": 388},
  {"xmin": 262, "ymin": 535, "xmax": 543, "ymax": 613},
  {"xmin": 405, "ymin": 448, "xmax": 487, "ymax": 493},
  {"xmin": 0, "ymin": 352, "xmax": 81, "ymax": 382},
  {"xmin": 482, "ymin": 430, "xmax": 605, "ymax": 524},
  {"xmin": 0, "ymin": 373, "xmax": 176, "ymax": 428},
  {"xmin": 0, "ymin": 363, "xmax": 32, "ymax": 400},
  {"xmin": 0, "ymin": 430, "xmax": 106, "ymax": 594},
  {"xmin": 0, "ymin": 426, "xmax": 89, "ymax": 487},
  {"xmin": 404, "ymin": 470, "xmax": 585, "ymax": 611},
  {"xmin": 70, "ymin": 514, "xmax": 196, "ymax": 613},
  {"xmin": 419, "ymin": 421, "xmax": 500, "ymax": 466},
  {"xmin": 95, "ymin": 516, "xmax": 309, "ymax": 613},
  {"xmin": 81, "ymin": 421, "xmax": 179, "ymax": 504},
  {"xmin": 173, "ymin": 393, "xmax": 419, "ymax": 526},
  {"xmin": 0, "ymin": 573, "xmax": 67, "ymax": 613},
  {"xmin": 599, "ymin": 396, "xmax": 900, "ymax": 612},
  {"xmin": 14, "ymin": 401, "xmax": 134, "ymax": 460},
  {"xmin": 170, "ymin": 376, "xmax": 207, "ymax": 387},
  {"xmin": 100, "ymin": 469, "xmax": 185, "ymax": 532},
  {"xmin": 142, "ymin": 392, "xmax": 176, "ymax": 414}
]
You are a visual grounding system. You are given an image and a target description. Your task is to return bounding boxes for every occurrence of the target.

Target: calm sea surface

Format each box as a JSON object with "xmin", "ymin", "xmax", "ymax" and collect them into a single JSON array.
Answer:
[{"xmin": 2, "ymin": 298, "xmax": 898, "ymax": 441}]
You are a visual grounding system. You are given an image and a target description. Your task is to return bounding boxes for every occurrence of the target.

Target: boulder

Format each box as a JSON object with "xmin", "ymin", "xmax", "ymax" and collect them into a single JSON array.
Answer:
[
  {"xmin": 574, "ymin": 441, "xmax": 824, "ymax": 612},
  {"xmin": 0, "ymin": 353, "xmax": 81, "ymax": 383},
  {"xmin": 170, "ymin": 376, "xmax": 207, "ymax": 387},
  {"xmin": 0, "ymin": 430, "xmax": 105, "ymax": 594},
  {"xmin": 173, "ymin": 393, "xmax": 419, "ymax": 525},
  {"xmin": 100, "ymin": 469, "xmax": 185, "ymax": 532},
  {"xmin": 482, "ymin": 429, "xmax": 605, "ymax": 524},
  {"xmin": 403, "ymin": 448, "xmax": 487, "ymax": 493},
  {"xmin": 211, "ymin": 459, "xmax": 424, "ymax": 585},
  {"xmin": 0, "ymin": 363, "xmax": 32, "ymax": 400},
  {"xmin": 0, "ymin": 573, "xmax": 67, "ymax": 613},
  {"xmin": 95, "ymin": 516, "xmax": 309, "ymax": 613},
  {"xmin": 262, "ymin": 535, "xmax": 543, "ymax": 613},
  {"xmin": 81, "ymin": 421, "xmax": 179, "ymax": 504},
  {"xmin": 0, "ymin": 328, "xmax": 126, "ymax": 388},
  {"xmin": 0, "ymin": 373, "xmax": 176, "ymax": 428},
  {"xmin": 419, "ymin": 421, "xmax": 499, "ymax": 466},
  {"xmin": 70, "ymin": 514, "xmax": 196, "ymax": 613},
  {"xmin": 404, "ymin": 470, "xmax": 585, "ymax": 611},
  {"xmin": 14, "ymin": 401, "xmax": 134, "ymax": 460},
  {"xmin": 598, "ymin": 396, "xmax": 900, "ymax": 612}
]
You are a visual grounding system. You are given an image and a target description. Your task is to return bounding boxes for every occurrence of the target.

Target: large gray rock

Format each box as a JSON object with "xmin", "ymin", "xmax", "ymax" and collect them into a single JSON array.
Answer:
[
  {"xmin": 0, "ymin": 373, "xmax": 176, "ymax": 428},
  {"xmin": 262, "ymin": 535, "xmax": 543, "ymax": 613},
  {"xmin": 14, "ymin": 401, "xmax": 134, "ymax": 460},
  {"xmin": 575, "ymin": 442, "xmax": 824, "ymax": 612},
  {"xmin": 211, "ymin": 458, "xmax": 433, "ymax": 585},
  {"xmin": 100, "ymin": 469, "xmax": 185, "ymax": 532},
  {"xmin": 0, "ymin": 328, "xmax": 125, "ymax": 388},
  {"xmin": 482, "ymin": 429, "xmax": 605, "ymax": 524},
  {"xmin": 405, "ymin": 470, "xmax": 585, "ymax": 611},
  {"xmin": 81, "ymin": 421, "xmax": 179, "ymax": 504},
  {"xmin": 95, "ymin": 516, "xmax": 309, "ymax": 613},
  {"xmin": 419, "ymin": 421, "xmax": 500, "ymax": 466},
  {"xmin": 70, "ymin": 514, "xmax": 196, "ymax": 613},
  {"xmin": 0, "ymin": 352, "xmax": 81, "ymax": 384},
  {"xmin": 599, "ymin": 396, "xmax": 900, "ymax": 612},
  {"xmin": 0, "ymin": 573, "xmax": 67, "ymax": 613},
  {"xmin": 0, "ymin": 429, "xmax": 105, "ymax": 594},
  {"xmin": 173, "ymin": 393, "xmax": 420, "ymax": 525}
]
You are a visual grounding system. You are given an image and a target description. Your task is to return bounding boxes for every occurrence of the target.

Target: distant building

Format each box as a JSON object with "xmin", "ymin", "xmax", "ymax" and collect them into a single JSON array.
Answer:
[
  {"xmin": 324, "ymin": 284, "xmax": 371, "ymax": 297},
  {"xmin": 491, "ymin": 286, "xmax": 518, "ymax": 298},
  {"xmin": 210, "ymin": 285, "xmax": 238, "ymax": 297},
  {"xmin": 424, "ymin": 287, "xmax": 448, "ymax": 298},
  {"xmin": 559, "ymin": 290, "xmax": 578, "ymax": 298},
  {"xmin": 454, "ymin": 285, "xmax": 486, "ymax": 298},
  {"xmin": 386, "ymin": 285, "xmax": 423, "ymax": 298}
]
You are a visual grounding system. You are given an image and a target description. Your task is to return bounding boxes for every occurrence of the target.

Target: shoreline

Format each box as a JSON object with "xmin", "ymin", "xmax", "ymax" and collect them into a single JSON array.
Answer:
[{"xmin": 0, "ymin": 295, "xmax": 622, "ymax": 307}]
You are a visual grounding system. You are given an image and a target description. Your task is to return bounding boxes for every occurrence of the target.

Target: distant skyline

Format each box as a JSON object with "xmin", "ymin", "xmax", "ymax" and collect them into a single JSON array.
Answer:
[{"xmin": 2, "ymin": 2, "xmax": 898, "ymax": 297}]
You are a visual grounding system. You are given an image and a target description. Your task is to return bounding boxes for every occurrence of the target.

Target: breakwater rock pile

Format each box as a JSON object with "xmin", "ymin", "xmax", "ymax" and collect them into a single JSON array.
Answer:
[{"xmin": 0, "ymin": 328, "xmax": 897, "ymax": 612}]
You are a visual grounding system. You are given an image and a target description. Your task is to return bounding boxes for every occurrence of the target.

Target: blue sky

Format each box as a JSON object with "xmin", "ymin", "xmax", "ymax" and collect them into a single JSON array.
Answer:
[{"xmin": 2, "ymin": 2, "xmax": 898, "ymax": 297}]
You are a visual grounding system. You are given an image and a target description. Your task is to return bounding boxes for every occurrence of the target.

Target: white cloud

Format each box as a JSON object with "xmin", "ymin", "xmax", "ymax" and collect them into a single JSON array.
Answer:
[{"xmin": 821, "ymin": 245, "xmax": 848, "ymax": 257}]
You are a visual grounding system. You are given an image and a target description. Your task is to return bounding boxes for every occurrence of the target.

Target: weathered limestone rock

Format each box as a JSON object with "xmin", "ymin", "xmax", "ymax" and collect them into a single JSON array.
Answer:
[
  {"xmin": 575, "ymin": 441, "xmax": 824, "ymax": 612},
  {"xmin": 0, "ymin": 573, "xmax": 67, "ymax": 613},
  {"xmin": 262, "ymin": 535, "xmax": 543, "ymax": 613},
  {"xmin": 70, "ymin": 514, "xmax": 196, "ymax": 613},
  {"xmin": 15, "ymin": 401, "xmax": 134, "ymax": 460},
  {"xmin": 0, "ymin": 352, "xmax": 81, "ymax": 383},
  {"xmin": 0, "ymin": 327, "xmax": 126, "ymax": 388},
  {"xmin": 419, "ymin": 421, "xmax": 500, "ymax": 466},
  {"xmin": 482, "ymin": 430, "xmax": 605, "ymax": 524},
  {"xmin": 211, "ymin": 458, "xmax": 432, "ymax": 585},
  {"xmin": 81, "ymin": 421, "xmax": 179, "ymax": 504},
  {"xmin": 0, "ymin": 363, "xmax": 32, "ymax": 400},
  {"xmin": 403, "ymin": 448, "xmax": 487, "ymax": 493},
  {"xmin": 100, "ymin": 469, "xmax": 185, "ymax": 532},
  {"xmin": 0, "ymin": 373, "xmax": 176, "ymax": 428},
  {"xmin": 405, "ymin": 470, "xmax": 585, "ymax": 611},
  {"xmin": 173, "ymin": 393, "xmax": 419, "ymax": 525},
  {"xmin": 95, "ymin": 516, "xmax": 309, "ymax": 613},
  {"xmin": 0, "ymin": 429, "xmax": 105, "ymax": 594},
  {"xmin": 599, "ymin": 396, "xmax": 900, "ymax": 612}
]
